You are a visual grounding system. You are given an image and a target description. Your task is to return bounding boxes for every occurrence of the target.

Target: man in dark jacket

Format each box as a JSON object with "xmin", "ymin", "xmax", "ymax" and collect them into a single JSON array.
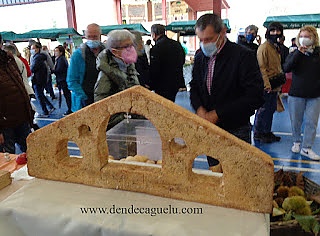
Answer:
[
  {"xmin": 190, "ymin": 13, "xmax": 264, "ymax": 171},
  {"xmin": 30, "ymin": 42, "xmax": 55, "ymax": 117},
  {"xmin": 149, "ymin": 24, "xmax": 185, "ymax": 102},
  {"xmin": 237, "ymin": 24, "xmax": 261, "ymax": 52},
  {"xmin": 0, "ymin": 45, "xmax": 33, "ymax": 154}
]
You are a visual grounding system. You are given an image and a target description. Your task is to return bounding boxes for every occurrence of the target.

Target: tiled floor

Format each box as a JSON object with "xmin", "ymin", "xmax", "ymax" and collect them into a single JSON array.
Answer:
[{"xmin": 33, "ymin": 89, "xmax": 320, "ymax": 185}]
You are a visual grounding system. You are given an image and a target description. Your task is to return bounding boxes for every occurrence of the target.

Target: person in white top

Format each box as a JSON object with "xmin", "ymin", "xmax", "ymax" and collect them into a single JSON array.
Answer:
[
  {"xmin": 144, "ymin": 39, "xmax": 152, "ymax": 64},
  {"xmin": 3, "ymin": 44, "xmax": 34, "ymax": 96}
]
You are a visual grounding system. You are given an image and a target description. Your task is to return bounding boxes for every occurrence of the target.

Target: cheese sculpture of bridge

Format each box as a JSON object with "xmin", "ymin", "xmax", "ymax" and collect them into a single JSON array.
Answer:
[{"xmin": 27, "ymin": 86, "xmax": 274, "ymax": 213}]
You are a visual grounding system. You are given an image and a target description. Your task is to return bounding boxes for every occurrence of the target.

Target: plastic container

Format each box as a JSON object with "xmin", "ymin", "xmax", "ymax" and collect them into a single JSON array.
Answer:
[{"xmin": 106, "ymin": 119, "xmax": 162, "ymax": 161}]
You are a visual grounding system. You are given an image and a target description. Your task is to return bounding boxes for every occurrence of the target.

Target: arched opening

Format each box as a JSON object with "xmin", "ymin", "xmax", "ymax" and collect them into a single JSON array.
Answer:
[
  {"xmin": 192, "ymin": 154, "xmax": 223, "ymax": 176},
  {"xmin": 106, "ymin": 114, "xmax": 162, "ymax": 165},
  {"xmin": 67, "ymin": 140, "xmax": 82, "ymax": 158}
]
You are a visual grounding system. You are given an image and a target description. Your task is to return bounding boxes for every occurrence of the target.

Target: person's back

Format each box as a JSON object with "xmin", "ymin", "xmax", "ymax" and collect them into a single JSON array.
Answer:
[
  {"xmin": 31, "ymin": 51, "xmax": 48, "ymax": 86},
  {"xmin": 131, "ymin": 30, "xmax": 150, "ymax": 87},
  {"xmin": 3, "ymin": 44, "xmax": 34, "ymax": 97},
  {"xmin": 149, "ymin": 24, "xmax": 185, "ymax": 102},
  {"xmin": 181, "ymin": 41, "xmax": 189, "ymax": 55},
  {"xmin": 279, "ymin": 35, "xmax": 289, "ymax": 67},
  {"xmin": 0, "ymin": 48, "xmax": 33, "ymax": 153}
]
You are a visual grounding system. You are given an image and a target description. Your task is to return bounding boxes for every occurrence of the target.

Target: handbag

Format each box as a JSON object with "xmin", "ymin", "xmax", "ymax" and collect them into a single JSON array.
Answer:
[{"xmin": 269, "ymin": 73, "xmax": 286, "ymax": 89}]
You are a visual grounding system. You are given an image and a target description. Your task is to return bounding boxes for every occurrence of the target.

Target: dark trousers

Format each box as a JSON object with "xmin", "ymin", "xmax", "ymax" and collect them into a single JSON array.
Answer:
[
  {"xmin": 0, "ymin": 122, "xmax": 31, "ymax": 154},
  {"xmin": 45, "ymin": 75, "xmax": 55, "ymax": 98},
  {"xmin": 253, "ymin": 91, "xmax": 277, "ymax": 134},
  {"xmin": 33, "ymin": 84, "xmax": 54, "ymax": 114},
  {"xmin": 58, "ymin": 80, "xmax": 72, "ymax": 112},
  {"xmin": 207, "ymin": 123, "xmax": 252, "ymax": 166}
]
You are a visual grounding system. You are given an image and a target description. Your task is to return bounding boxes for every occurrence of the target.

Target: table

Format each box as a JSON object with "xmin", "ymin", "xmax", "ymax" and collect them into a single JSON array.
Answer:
[{"xmin": 0, "ymin": 177, "xmax": 270, "ymax": 236}]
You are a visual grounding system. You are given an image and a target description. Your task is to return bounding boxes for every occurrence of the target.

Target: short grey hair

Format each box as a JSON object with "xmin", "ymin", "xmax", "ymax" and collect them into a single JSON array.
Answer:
[
  {"xmin": 130, "ymin": 30, "xmax": 143, "ymax": 46},
  {"xmin": 195, "ymin": 13, "xmax": 223, "ymax": 34},
  {"xmin": 245, "ymin": 25, "xmax": 259, "ymax": 34},
  {"xmin": 3, "ymin": 44, "xmax": 17, "ymax": 55},
  {"xmin": 105, "ymin": 29, "xmax": 135, "ymax": 50}
]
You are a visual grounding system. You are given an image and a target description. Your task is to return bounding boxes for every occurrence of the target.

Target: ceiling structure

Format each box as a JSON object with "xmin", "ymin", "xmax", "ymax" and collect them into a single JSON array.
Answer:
[
  {"xmin": 0, "ymin": 0, "xmax": 230, "ymax": 31},
  {"xmin": 184, "ymin": 0, "xmax": 230, "ymax": 13},
  {"xmin": 0, "ymin": 0, "xmax": 57, "ymax": 7}
]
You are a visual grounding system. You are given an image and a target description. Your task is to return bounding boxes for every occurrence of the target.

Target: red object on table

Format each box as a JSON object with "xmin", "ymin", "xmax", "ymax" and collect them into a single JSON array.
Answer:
[{"xmin": 0, "ymin": 153, "xmax": 26, "ymax": 173}]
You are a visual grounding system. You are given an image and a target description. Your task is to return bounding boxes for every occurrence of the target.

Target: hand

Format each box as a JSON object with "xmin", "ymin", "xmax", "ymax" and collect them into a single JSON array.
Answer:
[
  {"xmin": 298, "ymin": 45, "xmax": 308, "ymax": 54},
  {"xmin": 265, "ymin": 86, "xmax": 272, "ymax": 93},
  {"xmin": 205, "ymin": 110, "xmax": 219, "ymax": 124},
  {"xmin": 256, "ymin": 35, "xmax": 262, "ymax": 45},
  {"xmin": 196, "ymin": 106, "xmax": 207, "ymax": 119},
  {"xmin": 0, "ymin": 133, "xmax": 4, "ymax": 145}
]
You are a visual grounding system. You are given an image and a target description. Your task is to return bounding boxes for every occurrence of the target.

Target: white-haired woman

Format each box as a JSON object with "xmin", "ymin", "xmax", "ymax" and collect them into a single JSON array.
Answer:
[
  {"xmin": 283, "ymin": 25, "xmax": 320, "ymax": 160},
  {"xmin": 94, "ymin": 29, "xmax": 140, "ymax": 128}
]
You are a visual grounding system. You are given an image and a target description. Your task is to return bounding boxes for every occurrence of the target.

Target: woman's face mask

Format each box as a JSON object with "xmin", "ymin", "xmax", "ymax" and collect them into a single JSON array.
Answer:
[
  {"xmin": 54, "ymin": 49, "xmax": 61, "ymax": 58},
  {"xmin": 200, "ymin": 34, "xmax": 221, "ymax": 57},
  {"xmin": 299, "ymin": 37, "xmax": 314, "ymax": 47},
  {"xmin": 30, "ymin": 49, "xmax": 36, "ymax": 55},
  {"xmin": 113, "ymin": 45, "xmax": 138, "ymax": 64}
]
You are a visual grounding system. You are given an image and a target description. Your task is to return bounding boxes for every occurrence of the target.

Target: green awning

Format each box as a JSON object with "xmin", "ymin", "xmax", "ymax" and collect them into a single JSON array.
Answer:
[
  {"xmin": 0, "ymin": 31, "xmax": 17, "ymax": 41},
  {"xmin": 100, "ymin": 24, "xmax": 150, "ymax": 35},
  {"xmin": 263, "ymin": 14, "xmax": 320, "ymax": 29},
  {"xmin": 57, "ymin": 36, "xmax": 83, "ymax": 47},
  {"xmin": 165, "ymin": 19, "xmax": 231, "ymax": 36},
  {"xmin": 15, "ymin": 28, "xmax": 82, "ymax": 40}
]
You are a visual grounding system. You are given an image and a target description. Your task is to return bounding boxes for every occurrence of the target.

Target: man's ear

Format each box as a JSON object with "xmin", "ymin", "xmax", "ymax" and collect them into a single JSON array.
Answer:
[{"xmin": 221, "ymin": 26, "xmax": 227, "ymax": 36}]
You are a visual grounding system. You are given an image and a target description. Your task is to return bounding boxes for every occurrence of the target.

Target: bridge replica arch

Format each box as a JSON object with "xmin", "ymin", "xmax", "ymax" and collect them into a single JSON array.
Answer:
[{"xmin": 27, "ymin": 86, "xmax": 274, "ymax": 213}]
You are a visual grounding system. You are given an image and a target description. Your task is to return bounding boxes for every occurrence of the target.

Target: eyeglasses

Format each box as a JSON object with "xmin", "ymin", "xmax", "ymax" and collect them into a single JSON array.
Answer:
[{"xmin": 113, "ymin": 44, "xmax": 135, "ymax": 50}]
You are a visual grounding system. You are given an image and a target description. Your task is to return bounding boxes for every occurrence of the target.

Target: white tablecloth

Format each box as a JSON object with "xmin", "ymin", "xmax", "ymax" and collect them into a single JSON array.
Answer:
[{"xmin": 0, "ymin": 179, "xmax": 269, "ymax": 236}]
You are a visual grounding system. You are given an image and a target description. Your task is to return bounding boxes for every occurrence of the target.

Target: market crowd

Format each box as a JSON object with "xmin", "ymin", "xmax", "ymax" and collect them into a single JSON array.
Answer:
[{"xmin": 1, "ymin": 13, "xmax": 320, "ymax": 171}]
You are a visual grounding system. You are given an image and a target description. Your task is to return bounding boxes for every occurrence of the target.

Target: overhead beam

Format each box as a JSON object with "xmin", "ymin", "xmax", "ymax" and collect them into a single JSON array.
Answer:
[
  {"xmin": 0, "ymin": 0, "xmax": 57, "ymax": 7},
  {"xmin": 65, "ymin": 0, "xmax": 77, "ymax": 30}
]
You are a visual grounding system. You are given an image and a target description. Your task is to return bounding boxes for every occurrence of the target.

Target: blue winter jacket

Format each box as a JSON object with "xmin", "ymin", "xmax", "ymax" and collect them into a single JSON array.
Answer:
[{"xmin": 66, "ymin": 47, "xmax": 86, "ymax": 112}]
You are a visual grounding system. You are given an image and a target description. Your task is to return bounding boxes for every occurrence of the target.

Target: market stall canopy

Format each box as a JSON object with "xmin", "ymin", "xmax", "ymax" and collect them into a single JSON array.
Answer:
[
  {"xmin": 263, "ymin": 13, "xmax": 320, "ymax": 29},
  {"xmin": 100, "ymin": 23, "xmax": 150, "ymax": 35},
  {"xmin": 0, "ymin": 31, "xmax": 17, "ymax": 41},
  {"xmin": 16, "ymin": 27, "xmax": 82, "ymax": 40},
  {"xmin": 165, "ymin": 19, "xmax": 231, "ymax": 36}
]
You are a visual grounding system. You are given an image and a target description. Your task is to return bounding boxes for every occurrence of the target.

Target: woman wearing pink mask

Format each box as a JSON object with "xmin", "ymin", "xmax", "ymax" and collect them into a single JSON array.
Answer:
[
  {"xmin": 283, "ymin": 25, "xmax": 320, "ymax": 160},
  {"xmin": 94, "ymin": 29, "xmax": 140, "ymax": 128}
]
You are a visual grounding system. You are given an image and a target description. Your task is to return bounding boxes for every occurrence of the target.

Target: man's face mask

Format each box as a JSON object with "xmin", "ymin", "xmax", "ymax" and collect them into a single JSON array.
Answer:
[
  {"xmin": 268, "ymin": 34, "xmax": 282, "ymax": 45},
  {"xmin": 200, "ymin": 34, "xmax": 221, "ymax": 57},
  {"xmin": 86, "ymin": 40, "xmax": 101, "ymax": 49},
  {"xmin": 246, "ymin": 34, "xmax": 256, "ymax": 43}
]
